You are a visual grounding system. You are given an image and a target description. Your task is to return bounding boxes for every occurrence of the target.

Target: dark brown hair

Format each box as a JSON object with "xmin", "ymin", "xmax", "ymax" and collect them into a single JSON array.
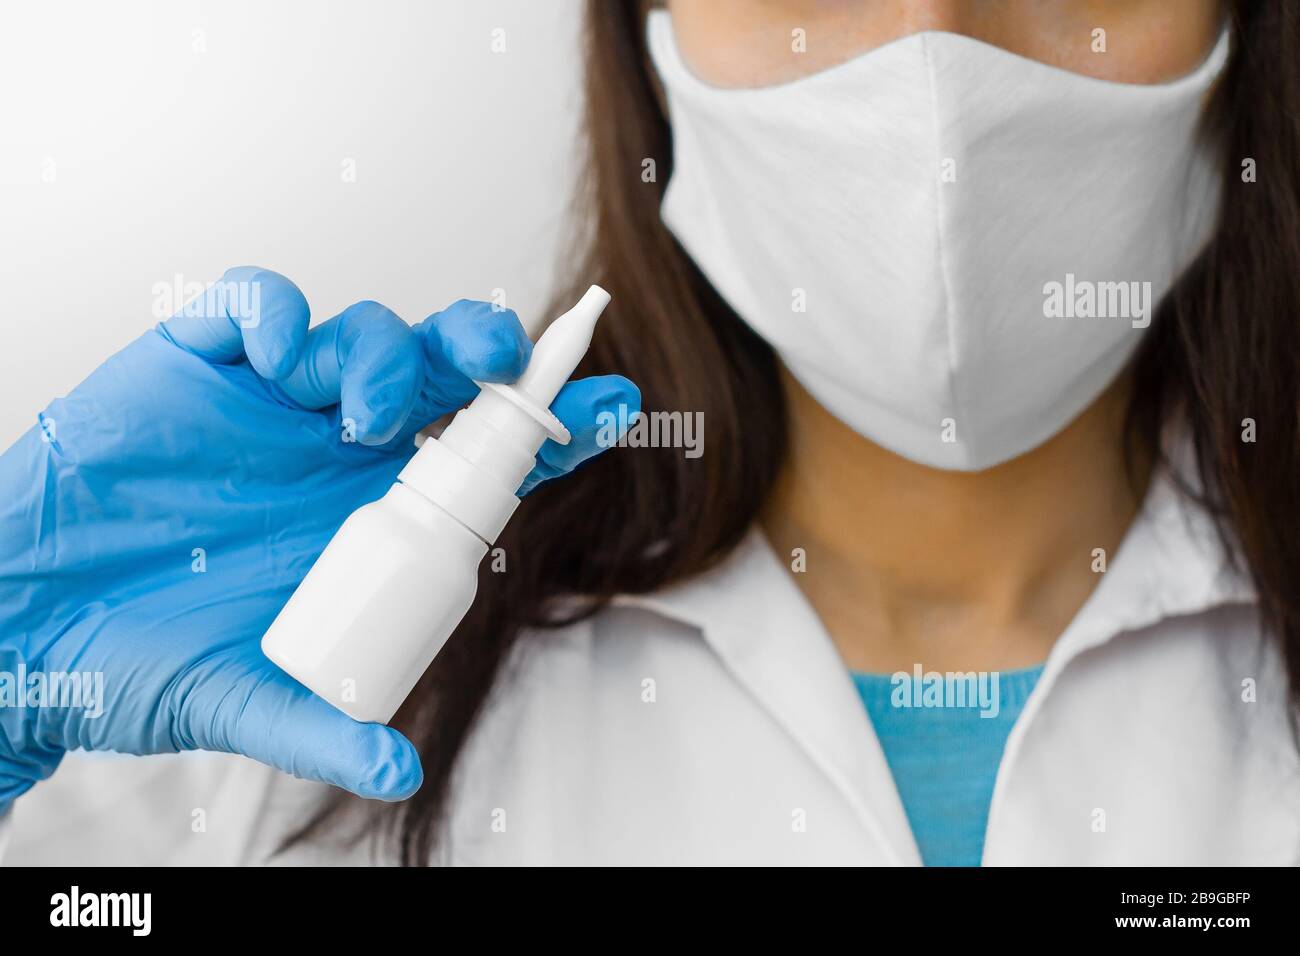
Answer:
[{"xmin": 289, "ymin": 0, "xmax": 1300, "ymax": 864}]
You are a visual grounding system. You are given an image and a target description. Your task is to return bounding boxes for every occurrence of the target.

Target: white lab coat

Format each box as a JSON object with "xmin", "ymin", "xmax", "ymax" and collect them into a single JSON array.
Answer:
[{"xmin": 3, "ymin": 458, "xmax": 1299, "ymax": 865}]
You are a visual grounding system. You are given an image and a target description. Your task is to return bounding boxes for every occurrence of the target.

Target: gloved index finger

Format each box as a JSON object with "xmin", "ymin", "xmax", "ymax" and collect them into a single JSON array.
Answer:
[
  {"xmin": 518, "ymin": 374, "xmax": 641, "ymax": 495},
  {"xmin": 160, "ymin": 266, "xmax": 310, "ymax": 380},
  {"xmin": 415, "ymin": 299, "xmax": 533, "ymax": 411}
]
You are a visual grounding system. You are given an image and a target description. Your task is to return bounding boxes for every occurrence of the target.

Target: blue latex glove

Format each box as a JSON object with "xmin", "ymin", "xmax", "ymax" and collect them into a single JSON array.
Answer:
[{"xmin": 0, "ymin": 266, "xmax": 639, "ymax": 812}]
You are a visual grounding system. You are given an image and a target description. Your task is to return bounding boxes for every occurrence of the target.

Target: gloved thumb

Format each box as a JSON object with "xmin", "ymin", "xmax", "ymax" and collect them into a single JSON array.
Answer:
[{"xmin": 169, "ymin": 654, "xmax": 423, "ymax": 801}]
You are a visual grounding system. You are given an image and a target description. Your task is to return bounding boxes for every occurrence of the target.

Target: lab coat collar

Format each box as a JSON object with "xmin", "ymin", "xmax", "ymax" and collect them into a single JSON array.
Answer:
[
  {"xmin": 615, "ymin": 527, "xmax": 923, "ymax": 864},
  {"xmin": 611, "ymin": 446, "xmax": 1255, "ymax": 865},
  {"xmin": 1039, "ymin": 454, "xmax": 1255, "ymax": 672}
]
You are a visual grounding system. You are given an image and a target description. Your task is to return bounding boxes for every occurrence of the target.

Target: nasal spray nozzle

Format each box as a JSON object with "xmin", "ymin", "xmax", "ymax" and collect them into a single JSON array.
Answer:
[
  {"xmin": 506, "ymin": 283, "xmax": 611, "ymax": 421},
  {"xmin": 261, "ymin": 286, "xmax": 612, "ymax": 724},
  {"xmin": 397, "ymin": 284, "xmax": 610, "ymax": 542}
]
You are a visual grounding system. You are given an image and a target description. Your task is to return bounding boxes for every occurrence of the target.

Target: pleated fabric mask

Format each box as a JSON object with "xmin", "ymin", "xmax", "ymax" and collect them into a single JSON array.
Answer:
[{"xmin": 647, "ymin": 10, "xmax": 1228, "ymax": 470}]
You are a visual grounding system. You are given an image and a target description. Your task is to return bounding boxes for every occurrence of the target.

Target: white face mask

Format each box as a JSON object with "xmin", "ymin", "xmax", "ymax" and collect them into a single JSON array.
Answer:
[{"xmin": 647, "ymin": 11, "xmax": 1228, "ymax": 471}]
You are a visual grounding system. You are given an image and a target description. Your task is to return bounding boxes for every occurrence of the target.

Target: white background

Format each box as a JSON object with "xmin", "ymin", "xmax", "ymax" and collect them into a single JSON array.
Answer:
[{"xmin": 0, "ymin": 0, "xmax": 585, "ymax": 447}]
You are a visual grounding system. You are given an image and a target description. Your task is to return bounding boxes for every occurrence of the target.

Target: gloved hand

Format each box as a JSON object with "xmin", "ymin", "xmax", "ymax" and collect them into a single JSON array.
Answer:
[{"xmin": 0, "ymin": 266, "xmax": 638, "ymax": 813}]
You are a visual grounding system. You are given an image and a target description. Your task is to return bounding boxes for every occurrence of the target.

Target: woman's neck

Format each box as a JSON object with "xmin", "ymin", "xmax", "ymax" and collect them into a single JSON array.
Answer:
[{"xmin": 760, "ymin": 367, "xmax": 1151, "ymax": 673}]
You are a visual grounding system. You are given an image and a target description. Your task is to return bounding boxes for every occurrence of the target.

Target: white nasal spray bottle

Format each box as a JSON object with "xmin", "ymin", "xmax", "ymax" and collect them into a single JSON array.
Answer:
[{"xmin": 261, "ymin": 286, "xmax": 611, "ymax": 724}]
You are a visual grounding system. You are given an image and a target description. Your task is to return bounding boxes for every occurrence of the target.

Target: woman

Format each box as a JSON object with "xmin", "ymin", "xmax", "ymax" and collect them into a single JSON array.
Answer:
[{"xmin": 2, "ymin": 0, "xmax": 1297, "ymax": 865}]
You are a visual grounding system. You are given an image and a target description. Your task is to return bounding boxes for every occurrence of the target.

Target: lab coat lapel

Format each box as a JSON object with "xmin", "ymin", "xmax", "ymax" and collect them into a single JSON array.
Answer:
[
  {"xmin": 617, "ymin": 531, "xmax": 921, "ymax": 865},
  {"xmin": 985, "ymin": 456, "xmax": 1257, "ymax": 860},
  {"xmin": 1036, "ymin": 450, "xmax": 1255, "ymax": 681}
]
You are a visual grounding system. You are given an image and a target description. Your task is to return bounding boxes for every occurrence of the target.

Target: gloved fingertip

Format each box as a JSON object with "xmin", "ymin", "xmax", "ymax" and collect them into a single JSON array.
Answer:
[
  {"xmin": 459, "ymin": 313, "xmax": 533, "ymax": 383},
  {"xmin": 595, "ymin": 377, "xmax": 642, "ymax": 423},
  {"xmin": 344, "ymin": 392, "xmax": 415, "ymax": 448},
  {"xmin": 354, "ymin": 423, "xmax": 402, "ymax": 448},
  {"xmin": 554, "ymin": 374, "xmax": 641, "ymax": 437},
  {"xmin": 426, "ymin": 301, "xmax": 533, "ymax": 383},
  {"xmin": 349, "ymin": 725, "xmax": 424, "ymax": 801},
  {"xmin": 247, "ymin": 328, "xmax": 305, "ymax": 381},
  {"xmin": 516, "ymin": 376, "xmax": 641, "ymax": 496},
  {"xmin": 237, "ymin": 268, "xmax": 311, "ymax": 380}
]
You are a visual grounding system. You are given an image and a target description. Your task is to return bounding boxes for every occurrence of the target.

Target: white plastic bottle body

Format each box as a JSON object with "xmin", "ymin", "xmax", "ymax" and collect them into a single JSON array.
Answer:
[
  {"xmin": 260, "ymin": 285, "xmax": 610, "ymax": 724},
  {"xmin": 260, "ymin": 482, "xmax": 486, "ymax": 724}
]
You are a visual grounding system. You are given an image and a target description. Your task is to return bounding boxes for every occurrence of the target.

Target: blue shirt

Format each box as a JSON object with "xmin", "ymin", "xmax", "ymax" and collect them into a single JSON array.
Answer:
[{"xmin": 850, "ymin": 664, "xmax": 1044, "ymax": 866}]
